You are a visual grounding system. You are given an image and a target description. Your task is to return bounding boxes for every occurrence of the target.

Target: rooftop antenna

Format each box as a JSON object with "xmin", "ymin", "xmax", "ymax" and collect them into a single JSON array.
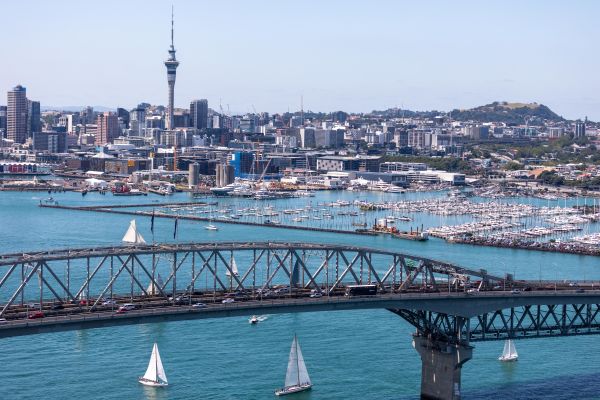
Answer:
[{"xmin": 171, "ymin": 5, "xmax": 175, "ymax": 50}]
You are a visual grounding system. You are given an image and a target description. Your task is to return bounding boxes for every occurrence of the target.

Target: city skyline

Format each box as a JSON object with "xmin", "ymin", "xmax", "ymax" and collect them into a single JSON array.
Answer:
[{"xmin": 1, "ymin": 0, "xmax": 599, "ymax": 119}]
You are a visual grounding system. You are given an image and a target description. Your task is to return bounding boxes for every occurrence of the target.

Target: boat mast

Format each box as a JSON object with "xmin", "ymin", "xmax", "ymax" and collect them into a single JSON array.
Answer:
[
  {"xmin": 155, "ymin": 344, "xmax": 158, "ymax": 382},
  {"xmin": 295, "ymin": 334, "xmax": 300, "ymax": 385}
]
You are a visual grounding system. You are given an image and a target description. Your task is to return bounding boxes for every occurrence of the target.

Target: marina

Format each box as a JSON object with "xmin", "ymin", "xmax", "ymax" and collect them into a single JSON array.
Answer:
[{"xmin": 37, "ymin": 188, "xmax": 600, "ymax": 254}]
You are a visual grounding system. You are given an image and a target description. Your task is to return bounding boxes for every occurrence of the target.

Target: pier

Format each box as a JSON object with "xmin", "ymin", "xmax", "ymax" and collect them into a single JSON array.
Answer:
[{"xmin": 39, "ymin": 202, "xmax": 382, "ymax": 237}]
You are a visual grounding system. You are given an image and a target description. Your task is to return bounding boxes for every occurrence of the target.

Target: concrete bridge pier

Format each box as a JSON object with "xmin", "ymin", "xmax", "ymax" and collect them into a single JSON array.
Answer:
[{"xmin": 413, "ymin": 335, "xmax": 473, "ymax": 400}]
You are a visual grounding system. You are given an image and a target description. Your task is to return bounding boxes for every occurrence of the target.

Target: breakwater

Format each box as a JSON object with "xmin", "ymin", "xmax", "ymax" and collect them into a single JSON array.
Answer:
[{"xmin": 449, "ymin": 235, "xmax": 600, "ymax": 256}]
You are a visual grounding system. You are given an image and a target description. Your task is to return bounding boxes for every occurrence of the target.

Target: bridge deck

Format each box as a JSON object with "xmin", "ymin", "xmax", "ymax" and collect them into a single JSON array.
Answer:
[{"xmin": 1, "ymin": 290, "xmax": 599, "ymax": 339}]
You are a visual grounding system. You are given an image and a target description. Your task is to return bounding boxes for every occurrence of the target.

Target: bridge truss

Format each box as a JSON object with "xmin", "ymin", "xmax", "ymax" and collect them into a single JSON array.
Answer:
[
  {"xmin": 390, "ymin": 303, "xmax": 600, "ymax": 343},
  {"xmin": 0, "ymin": 242, "xmax": 502, "ymax": 315},
  {"xmin": 0, "ymin": 242, "xmax": 598, "ymax": 343}
]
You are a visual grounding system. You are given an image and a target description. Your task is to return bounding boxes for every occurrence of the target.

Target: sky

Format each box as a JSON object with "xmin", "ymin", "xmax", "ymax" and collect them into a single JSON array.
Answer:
[{"xmin": 1, "ymin": 0, "xmax": 599, "ymax": 119}]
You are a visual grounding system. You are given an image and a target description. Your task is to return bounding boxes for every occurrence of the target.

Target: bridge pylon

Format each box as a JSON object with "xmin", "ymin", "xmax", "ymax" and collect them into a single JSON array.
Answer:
[{"xmin": 413, "ymin": 335, "xmax": 472, "ymax": 400}]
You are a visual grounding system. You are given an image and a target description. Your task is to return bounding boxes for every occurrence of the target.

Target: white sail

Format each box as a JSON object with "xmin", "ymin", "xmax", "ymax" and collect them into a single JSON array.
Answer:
[
  {"xmin": 499, "ymin": 339, "xmax": 518, "ymax": 361},
  {"xmin": 143, "ymin": 343, "xmax": 158, "ymax": 381},
  {"xmin": 146, "ymin": 273, "xmax": 164, "ymax": 295},
  {"xmin": 143, "ymin": 343, "xmax": 168, "ymax": 384},
  {"xmin": 296, "ymin": 339, "xmax": 311, "ymax": 385},
  {"xmin": 284, "ymin": 337, "xmax": 300, "ymax": 387},
  {"xmin": 226, "ymin": 256, "xmax": 239, "ymax": 277},
  {"xmin": 284, "ymin": 336, "xmax": 311, "ymax": 388},
  {"xmin": 502, "ymin": 340, "xmax": 510, "ymax": 357},
  {"xmin": 123, "ymin": 220, "xmax": 146, "ymax": 244},
  {"xmin": 155, "ymin": 344, "xmax": 168, "ymax": 384},
  {"xmin": 509, "ymin": 340, "xmax": 518, "ymax": 358}
]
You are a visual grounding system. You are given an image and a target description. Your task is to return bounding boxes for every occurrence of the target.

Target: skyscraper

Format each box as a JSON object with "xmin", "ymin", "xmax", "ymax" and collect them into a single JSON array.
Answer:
[
  {"xmin": 190, "ymin": 99, "xmax": 208, "ymax": 130},
  {"xmin": 164, "ymin": 8, "xmax": 179, "ymax": 130},
  {"xmin": 7, "ymin": 85, "xmax": 28, "ymax": 144},
  {"xmin": 96, "ymin": 112, "xmax": 119, "ymax": 145},
  {"xmin": 27, "ymin": 100, "xmax": 41, "ymax": 137},
  {"xmin": 0, "ymin": 106, "xmax": 7, "ymax": 137}
]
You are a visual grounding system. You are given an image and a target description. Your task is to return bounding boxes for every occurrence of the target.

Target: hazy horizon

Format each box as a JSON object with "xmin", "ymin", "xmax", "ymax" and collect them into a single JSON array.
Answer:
[{"xmin": 2, "ymin": 0, "xmax": 599, "ymax": 119}]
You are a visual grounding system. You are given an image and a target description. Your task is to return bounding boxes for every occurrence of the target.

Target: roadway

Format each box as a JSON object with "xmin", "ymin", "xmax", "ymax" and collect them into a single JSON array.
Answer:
[{"xmin": 1, "ymin": 287, "xmax": 599, "ymax": 339}]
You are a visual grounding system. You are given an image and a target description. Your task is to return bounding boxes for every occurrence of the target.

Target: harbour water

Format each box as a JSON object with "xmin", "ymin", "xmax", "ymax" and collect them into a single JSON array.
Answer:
[{"xmin": 1, "ymin": 190, "xmax": 600, "ymax": 399}]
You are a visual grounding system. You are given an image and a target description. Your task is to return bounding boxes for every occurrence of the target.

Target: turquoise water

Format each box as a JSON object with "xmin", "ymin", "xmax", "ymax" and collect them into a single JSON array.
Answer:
[{"xmin": 1, "ymin": 190, "xmax": 600, "ymax": 399}]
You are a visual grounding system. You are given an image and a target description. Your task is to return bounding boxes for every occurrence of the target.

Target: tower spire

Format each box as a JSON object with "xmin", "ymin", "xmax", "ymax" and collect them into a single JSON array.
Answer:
[{"xmin": 164, "ymin": 5, "xmax": 180, "ymax": 130}]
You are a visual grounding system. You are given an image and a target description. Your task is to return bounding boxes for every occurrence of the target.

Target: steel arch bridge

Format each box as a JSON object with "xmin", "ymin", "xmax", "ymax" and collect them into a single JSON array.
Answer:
[{"xmin": 1, "ymin": 241, "xmax": 600, "ymax": 399}]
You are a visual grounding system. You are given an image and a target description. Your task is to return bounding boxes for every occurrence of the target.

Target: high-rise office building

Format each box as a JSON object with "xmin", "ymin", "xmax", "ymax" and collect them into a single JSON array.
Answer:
[
  {"xmin": 117, "ymin": 107, "xmax": 130, "ymax": 128},
  {"xmin": 190, "ymin": 99, "xmax": 208, "ymax": 130},
  {"xmin": 164, "ymin": 9, "xmax": 179, "ymax": 130},
  {"xmin": 95, "ymin": 112, "xmax": 120, "ymax": 145},
  {"xmin": 27, "ymin": 100, "xmax": 41, "ymax": 137},
  {"xmin": 7, "ymin": 85, "xmax": 28, "ymax": 144},
  {"xmin": 0, "ymin": 106, "xmax": 7, "ymax": 137}
]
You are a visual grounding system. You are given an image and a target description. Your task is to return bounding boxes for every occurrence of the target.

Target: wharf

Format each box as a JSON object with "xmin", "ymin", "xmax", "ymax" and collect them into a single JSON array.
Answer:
[{"xmin": 39, "ymin": 203, "xmax": 380, "ymax": 237}]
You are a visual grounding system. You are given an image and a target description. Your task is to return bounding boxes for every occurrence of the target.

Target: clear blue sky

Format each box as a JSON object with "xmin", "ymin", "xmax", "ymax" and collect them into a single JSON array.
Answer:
[{"xmin": 1, "ymin": 0, "xmax": 599, "ymax": 119}]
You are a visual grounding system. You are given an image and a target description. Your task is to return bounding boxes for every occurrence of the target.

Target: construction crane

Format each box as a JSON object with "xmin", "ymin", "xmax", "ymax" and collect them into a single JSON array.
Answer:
[{"xmin": 257, "ymin": 156, "xmax": 272, "ymax": 186}]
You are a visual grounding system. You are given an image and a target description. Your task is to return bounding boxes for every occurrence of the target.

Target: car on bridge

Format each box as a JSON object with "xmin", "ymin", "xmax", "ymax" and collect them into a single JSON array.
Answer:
[
  {"xmin": 222, "ymin": 298, "xmax": 235, "ymax": 304},
  {"xmin": 116, "ymin": 303, "xmax": 136, "ymax": 313},
  {"xmin": 28, "ymin": 311, "xmax": 44, "ymax": 319}
]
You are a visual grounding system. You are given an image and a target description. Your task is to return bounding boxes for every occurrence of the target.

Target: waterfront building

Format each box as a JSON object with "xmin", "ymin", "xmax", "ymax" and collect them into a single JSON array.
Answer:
[
  {"xmin": 164, "ymin": 9, "xmax": 179, "ymax": 130},
  {"xmin": 316, "ymin": 155, "xmax": 381, "ymax": 172},
  {"xmin": 32, "ymin": 131, "xmax": 67, "ymax": 153},
  {"xmin": 379, "ymin": 161, "xmax": 428, "ymax": 172},
  {"xmin": 7, "ymin": 85, "xmax": 28, "ymax": 144},
  {"xmin": 190, "ymin": 99, "xmax": 208, "ymax": 130},
  {"xmin": 230, "ymin": 151, "xmax": 254, "ymax": 177},
  {"xmin": 95, "ymin": 112, "xmax": 120, "ymax": 145}
]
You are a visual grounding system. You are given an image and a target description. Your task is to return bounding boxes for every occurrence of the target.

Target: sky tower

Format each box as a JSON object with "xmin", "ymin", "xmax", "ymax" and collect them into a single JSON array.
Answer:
[{"xmin": 164, "ymin": 7, "xmax": 179, "ymax": 130}]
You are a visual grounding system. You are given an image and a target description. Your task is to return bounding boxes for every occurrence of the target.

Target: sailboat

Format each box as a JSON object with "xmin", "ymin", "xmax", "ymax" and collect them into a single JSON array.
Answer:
[
  {"xmin": 122, "ymin": 220, "xmax": 146, "ymax": 244},
  {"xmin": 275, "ymin": 335, "xmax": 312, "ymax": 396},
  {"xmin": 139, "ymin": 343, "xmax": 168, "ymax": 387},
  {"xmin": 498, "ymin": 339, "xmax": 518, "ymax": 362},
  {"xmin": 146, "ymin": 273, "xmax": 164, "ymax": 296},
  {"xmin": 226, "ymin": 255, "xmax": 240, "ymax": 277}
]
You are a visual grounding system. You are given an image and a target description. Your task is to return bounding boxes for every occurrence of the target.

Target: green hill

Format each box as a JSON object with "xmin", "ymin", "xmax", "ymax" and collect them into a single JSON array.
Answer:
[{"xmin": 450, "ymin": 102, "xmax": 563, "ymax": 124}]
